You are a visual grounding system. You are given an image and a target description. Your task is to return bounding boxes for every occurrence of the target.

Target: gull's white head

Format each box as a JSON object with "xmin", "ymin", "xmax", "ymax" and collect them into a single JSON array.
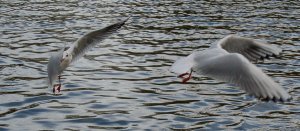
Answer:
[
  {"xmin": 170, "ymin": 57, "xmax": 193, "ymax": 74},
  {"xmin": 62, "ymin": 50, "xmax": 71, "ymax": 60},
  {"xmin": 60, "ymin": 50, "xmax": 72, "ymax": 70}
]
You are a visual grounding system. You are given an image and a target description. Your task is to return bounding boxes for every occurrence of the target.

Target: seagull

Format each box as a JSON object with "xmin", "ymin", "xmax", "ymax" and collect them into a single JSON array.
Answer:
[
  {"xmin": 170, "ymin": 35, "xmax": 291, "ymax": 102},
  {"xmin": 47, "ymin": 18, "xmax": 128, "ymax": 94}
]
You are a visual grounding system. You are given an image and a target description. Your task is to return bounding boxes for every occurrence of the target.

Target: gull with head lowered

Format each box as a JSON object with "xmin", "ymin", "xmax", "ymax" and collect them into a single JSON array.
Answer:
[
  {"xmin": 47, "ymin": 19, "xmax": 128, "ymax": 94},
  {"xmin": 170, "ymin": 35, "xmax": 291, "ymax": 102}
]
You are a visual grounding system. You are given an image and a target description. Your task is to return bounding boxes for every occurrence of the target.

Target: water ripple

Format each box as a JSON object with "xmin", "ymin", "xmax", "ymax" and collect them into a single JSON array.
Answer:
[{"xmin": 0, "ymin": 0, "xmax": 299, "ymax": 130}]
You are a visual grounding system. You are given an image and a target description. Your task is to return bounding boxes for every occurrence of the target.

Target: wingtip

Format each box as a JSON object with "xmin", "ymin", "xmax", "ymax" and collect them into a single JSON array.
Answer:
[
  {"xmin": 259, "ymin": 95, "xmax": 292, "ymax": 103},
  {"xmin": 120, "ymin": 17, "xmax": 130, "ymax": 25},
  {"xmin": 112, "ymin": 17, "xmax": 130, "ymax": 29},
  {"xmin": 125, "ymin": 16, "xmax": 130, "ymax": 22},
  {"xmin": 270, "ymin": 44, "xmax": 282, "ymax": 56}
]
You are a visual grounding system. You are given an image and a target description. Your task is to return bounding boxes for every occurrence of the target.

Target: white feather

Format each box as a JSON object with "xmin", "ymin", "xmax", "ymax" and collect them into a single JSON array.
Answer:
[
  {"xmin": 47, "ymin": 18, "xmax": 128, "ymax": 88},
  {"xmin": 171, "ymin": 35, "xmax": 291, "ymax": 101},
  {"xmin": 170, "ymin": 54, "xmax": 194, "ymax": 74}
]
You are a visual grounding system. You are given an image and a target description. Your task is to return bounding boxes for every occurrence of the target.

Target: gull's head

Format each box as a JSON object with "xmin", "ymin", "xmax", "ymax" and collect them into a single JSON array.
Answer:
[
  {"xmin": 170, "ymin": 57, "xmax": 194, "ymax": 83},
  {"xmin": 61, "ymin": 50, "xmax": 72, "ymax": 67},
  {"xmin": 62, "ymin": 50, "xmax": 72, "ymax": 60},
  {"xmin": 170, "ymin": 57, "xmax": 194, "ymax": 75}
]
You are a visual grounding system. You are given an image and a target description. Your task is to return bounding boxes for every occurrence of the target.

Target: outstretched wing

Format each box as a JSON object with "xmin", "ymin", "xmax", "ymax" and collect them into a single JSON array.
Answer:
[
  {"xmin": 67, "ymin": 18, "xmax": 128, "ymax": 63},
  {"xmin": 194, "ymin": 53, "xmax": 291, "ymax": 101},
  {"xmin": 217, "ymin": 35, "xmax": 282, "ymax": 61}
]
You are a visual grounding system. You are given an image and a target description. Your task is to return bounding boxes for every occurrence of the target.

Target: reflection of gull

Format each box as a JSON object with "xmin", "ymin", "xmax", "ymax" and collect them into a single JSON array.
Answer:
[
  {"xmin": 48, "ymin": 19, "xmax": 128, "ymax": 93},
  {"xmin": 170, "ymin": 35, "xmax": 291, "ymax": 101}
]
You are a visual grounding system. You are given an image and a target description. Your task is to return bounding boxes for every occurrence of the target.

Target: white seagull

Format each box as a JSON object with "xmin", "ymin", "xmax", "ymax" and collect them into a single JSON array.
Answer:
[
  {"xmin": 170, "ymin": 35, "xmax": 291, "ymax": 102},
  {"xmin": 47, "ymin": 18, "xmax": 128, "ymax": 93}
]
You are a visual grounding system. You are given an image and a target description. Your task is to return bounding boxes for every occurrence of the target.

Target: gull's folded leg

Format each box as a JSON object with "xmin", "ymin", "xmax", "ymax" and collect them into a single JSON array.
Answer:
[
  {"xmin": 53, "ymin": 75, "xmax": 62, "ymax": 94},
  {"xmin": 53, "ymin": 84, "xmax": 61, "ymax": 94},
  {"xmin": 178, "ymin": 73, "xmax": 189, "ymax": 78},
  {"xmin": 182, "ymin": 70, "xmax": 193, "ymax": 83}
]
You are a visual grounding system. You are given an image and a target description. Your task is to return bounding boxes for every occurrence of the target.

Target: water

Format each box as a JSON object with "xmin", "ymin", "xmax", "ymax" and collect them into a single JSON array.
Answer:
[{"xmin": 0, "ymin": 0, "xmax": 299, "ymax": 130}]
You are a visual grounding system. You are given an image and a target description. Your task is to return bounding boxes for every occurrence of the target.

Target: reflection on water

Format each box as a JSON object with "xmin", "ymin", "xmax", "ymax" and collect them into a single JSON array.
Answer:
[{"xmin": 0, "ymin": 0, "xmax": 299, "ymax": 130}]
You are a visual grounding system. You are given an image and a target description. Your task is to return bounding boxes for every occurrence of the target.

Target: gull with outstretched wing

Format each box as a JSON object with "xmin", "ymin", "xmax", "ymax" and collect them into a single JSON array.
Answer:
[
  {"xmin": 170, "ymin": 35, "xmax": 291, "ymax": 102},
  {"xmin": 48, "ymin": 18, "xmax": 128, "ymax": 94}
]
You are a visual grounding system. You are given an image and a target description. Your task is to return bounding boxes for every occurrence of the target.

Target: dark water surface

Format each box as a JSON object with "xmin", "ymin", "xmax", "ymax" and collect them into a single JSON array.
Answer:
[{"xmin": 0, "ymin": 0, "xmax": 299, "ymax": 130}]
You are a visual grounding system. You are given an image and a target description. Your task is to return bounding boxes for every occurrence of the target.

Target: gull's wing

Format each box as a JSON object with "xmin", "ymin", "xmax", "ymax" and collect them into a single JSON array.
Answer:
[
  {"xmin": 67, "ymin": 18, "xmax": 128, "ymax": 63},
  {"xmin": 216, "ymin": 35, "xmax": 282, "ymax": 61},
  {"xmin": 47, "ymin": 48, "xmax": 64, "ymax": 88},
  {"xmin": 194, "ymin": 53, "xmax": 291, "ymax": 101}
]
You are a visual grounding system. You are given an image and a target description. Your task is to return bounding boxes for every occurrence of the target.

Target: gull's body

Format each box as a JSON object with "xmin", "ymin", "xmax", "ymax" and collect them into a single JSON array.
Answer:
[
  {"xmin": 47, "ymin": 19, "xmax": 128, "ymax": 93},
  {"xmin": 171, "ymin": 35, "xmax": 291, "ymax": 101}
]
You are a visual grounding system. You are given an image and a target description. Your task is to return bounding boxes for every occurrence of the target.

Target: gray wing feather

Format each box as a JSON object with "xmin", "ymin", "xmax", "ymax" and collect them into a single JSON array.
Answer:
[
  {"xmin": 217, "ymin": 35, "xmax": 282, "ymax": 62},
  {"xmin": 195, "ymin": 53, "xmax": 291, "ymax": 101},
  {"xmin": 67, "ymin": 18, "xmax": 128, "ymax": 63}
]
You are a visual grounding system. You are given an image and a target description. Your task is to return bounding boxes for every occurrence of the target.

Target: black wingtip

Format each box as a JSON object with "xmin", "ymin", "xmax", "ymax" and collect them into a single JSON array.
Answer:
[
  {"xmin": 124, "ymin": 16, "xmax": 130, "ymax": 23},
  {"xmin": 259, "ymin": 96, "xmax": 292, "ymax": 103},
  {"xmin": 118, "ymin": 17, "xmax": 130, "ymax": 25},
  {"xmin": 100, "ymin": 17, "xmax": 129, "ymax": 34}
]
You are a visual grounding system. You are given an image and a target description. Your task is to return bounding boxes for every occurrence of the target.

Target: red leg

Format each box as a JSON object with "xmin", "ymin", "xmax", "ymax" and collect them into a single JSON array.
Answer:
[
  {"xmin": 57, "ymin": 84, "xmax": 61, "ymax": 92},
  {"xmin": 178, "ymin": 73, "xmax": 189, "ymax": 78},
  {"xmin": 181, "ymin": 70, "xmax": 193, "ymax": 83},
  {"xmin": 53, "ymin": 84, "xmax": 61, "ymax": 94},
  {"xmin": 53, "ymin": 75, "xmax": 62, "ymax": 94}
]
